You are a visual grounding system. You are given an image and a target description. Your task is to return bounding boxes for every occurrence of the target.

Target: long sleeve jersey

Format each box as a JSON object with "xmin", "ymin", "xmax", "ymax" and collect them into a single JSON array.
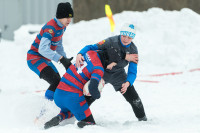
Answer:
[
  {"xmin": 57, "ymin": 51, "xmax": 104, "ymax": 95},
  {"xmin": 78, "ymin": 35, "xmax": 138, "ymax": 86},
  {"xmin": 27, "ymin": 18, "xmax": 67, "ymax": 62}
]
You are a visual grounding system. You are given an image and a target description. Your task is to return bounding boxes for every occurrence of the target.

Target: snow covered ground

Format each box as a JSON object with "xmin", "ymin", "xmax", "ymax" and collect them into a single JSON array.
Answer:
[{"xmin": 0, "ymin": 8, "xmax": 200, "ymax": 133}]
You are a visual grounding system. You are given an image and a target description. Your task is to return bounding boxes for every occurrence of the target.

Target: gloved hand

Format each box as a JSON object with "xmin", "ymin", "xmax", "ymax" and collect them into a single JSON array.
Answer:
[
  {"xmin": 60, "ymin": 56, "xmax": 73, "ymax": 70},
  {"xmin": 88, "ymin": 79, "xmax": 100, "ymax": 99}
]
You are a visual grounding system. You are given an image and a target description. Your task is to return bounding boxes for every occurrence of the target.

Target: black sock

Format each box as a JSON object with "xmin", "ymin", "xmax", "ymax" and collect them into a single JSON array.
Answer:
[{"xmin": 40, "ymin": 66, "xmax": 61, "ymax": 92}]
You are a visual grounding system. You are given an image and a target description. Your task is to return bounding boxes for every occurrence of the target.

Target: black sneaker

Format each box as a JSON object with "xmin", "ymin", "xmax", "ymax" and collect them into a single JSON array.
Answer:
[
  {"xmin": 138, "ymin": 116, "xmax": 147, "ymax": 121},
  {"xmin": 77, "ymin": 121, "xmax": 95, "ymax": 128},
  {"xmin": 44, "ymin": 115, "xmax": 62, "ymax": 129}
]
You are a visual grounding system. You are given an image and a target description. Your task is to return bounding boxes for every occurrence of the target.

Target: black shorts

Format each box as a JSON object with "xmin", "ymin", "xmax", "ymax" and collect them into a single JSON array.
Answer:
[{"xmin": 103, "ymin": 69, "xmax": 127, "ymax": 91}]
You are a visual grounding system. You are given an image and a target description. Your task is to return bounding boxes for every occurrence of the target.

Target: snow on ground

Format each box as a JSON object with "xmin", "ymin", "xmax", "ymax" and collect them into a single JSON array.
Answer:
[{"xmin": 0, "ymin": 8, "xmax": 200, "ymax": 133}]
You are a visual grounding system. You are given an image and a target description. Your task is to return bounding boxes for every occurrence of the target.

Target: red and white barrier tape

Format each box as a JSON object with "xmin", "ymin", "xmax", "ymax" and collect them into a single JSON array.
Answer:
[
  {"xmin": 21, "ymin": 68, "xmax": 200, "ymax": 92},
  {"xmin": 136, "ymin": 67, "xmax": 200, "ymax": 83}
]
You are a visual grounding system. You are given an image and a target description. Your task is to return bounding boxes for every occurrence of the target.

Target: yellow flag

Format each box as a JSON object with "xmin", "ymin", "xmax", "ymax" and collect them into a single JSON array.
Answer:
[{"xmin": 105, "ymin": 4, "xmax": 115, "ymax": 32}]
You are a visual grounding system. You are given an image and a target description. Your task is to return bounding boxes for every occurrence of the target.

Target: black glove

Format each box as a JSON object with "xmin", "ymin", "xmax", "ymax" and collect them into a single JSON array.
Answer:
[
  {"xmin": 88, "ymin": 79, "xmax": 100, "ymax": 99},
  {"xmin": 60, "ymin": 56, "xmax": 73, "ymax": 70}
]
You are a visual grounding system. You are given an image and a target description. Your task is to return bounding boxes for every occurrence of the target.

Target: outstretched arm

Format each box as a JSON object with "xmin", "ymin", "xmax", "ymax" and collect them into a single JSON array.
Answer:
[
  {"xmin": 56, "ymin": 39, "xmax": 67, "ymax": 58},
  {"xmin": 127, "ymin": 62, "xmax": 137, "ymax": 86},
  {"xmin": 121, "ymin": 62, "xmax": 137, "ymax": 94},
  {"xmin": 76, "ymin": 44, "xmax": 98, "ymax": 68},
  {"xmin": 39, "ymin": 37, "xmax": 62, "ymax": 62}
]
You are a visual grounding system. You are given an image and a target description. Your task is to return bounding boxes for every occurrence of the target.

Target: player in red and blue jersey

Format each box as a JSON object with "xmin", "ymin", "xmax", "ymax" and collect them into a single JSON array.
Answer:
[
  {"xmin": 27, "ymin": 2, "xmax": 73, "ymax": 100},
  {"xmin": 44, "ymin": 48, "xmax": 122, "ymax": 129},
  {"xmin": 76, "ymin": 23, "xmax": 147, "ymax": 121}
]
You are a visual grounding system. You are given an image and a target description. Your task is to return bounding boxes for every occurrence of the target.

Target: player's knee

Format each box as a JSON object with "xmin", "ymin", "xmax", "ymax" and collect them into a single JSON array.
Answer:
[
  {"xmin": 124, "ymin": 86, "xmax": 140, "ymax": 102},
  {"xmin": 53, "ymin": 75, "xmax": 61, "ymax": 86},
  {"xmin": 40, "ymin": 66, "xmax": 61, "ymax": 85},
  {"xmin": 132, "ymin": 97, "xmax": 143, "ymax": 108}
]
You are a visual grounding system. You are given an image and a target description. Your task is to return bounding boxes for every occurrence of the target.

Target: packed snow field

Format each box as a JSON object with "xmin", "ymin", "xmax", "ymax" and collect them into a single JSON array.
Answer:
[{"xmin": 0, "ymin": 8, "xmax": 200, "ymax": 133}]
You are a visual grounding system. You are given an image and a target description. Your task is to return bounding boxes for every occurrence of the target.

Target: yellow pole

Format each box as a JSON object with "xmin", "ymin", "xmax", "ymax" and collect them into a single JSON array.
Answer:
[{"xmin": 105, "ymin": 4, "xmax": 115, "ymax": 32}]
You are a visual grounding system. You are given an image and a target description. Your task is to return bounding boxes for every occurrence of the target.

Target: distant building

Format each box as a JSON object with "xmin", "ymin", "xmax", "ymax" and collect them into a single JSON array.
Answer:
[
  {"xmin": 0, "ymin": 0, "xmax": 72, "ymax": 40},
  {"xmin": 1, "ymin": 0, "xmax": 199, "ymax": 41}
]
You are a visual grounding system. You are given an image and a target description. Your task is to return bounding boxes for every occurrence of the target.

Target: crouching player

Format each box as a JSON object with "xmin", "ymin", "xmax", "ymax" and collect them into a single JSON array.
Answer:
[{"xmin": 44, "ymin": 48, "xmax": 121, "ymax": 129}]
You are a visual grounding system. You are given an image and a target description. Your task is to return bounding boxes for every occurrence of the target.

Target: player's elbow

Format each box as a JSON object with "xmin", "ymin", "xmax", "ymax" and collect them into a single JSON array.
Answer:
[{"xmin": 38, "ymin": 45, "xmax": 46, "ymax": 56}]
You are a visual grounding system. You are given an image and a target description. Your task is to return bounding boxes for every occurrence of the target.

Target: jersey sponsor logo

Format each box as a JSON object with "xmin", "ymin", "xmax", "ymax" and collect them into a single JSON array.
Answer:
[
  {"xmin": 77, "ymin": 61, "xmax": 87, "ymax": 74},
  {"xmin": 85, "ymin": 53, "xmax": 91, "ymax": 62},
  {"xmin": 52, "ymin": 41, "xmax": 59, "ymax": 45},
  {"xmin": 98, "ymin": 40, "xmax": 105, "ymax": 45},
  {"xmin": 48, "ymin": 29, "xmax": 53, "ymax": 34}
]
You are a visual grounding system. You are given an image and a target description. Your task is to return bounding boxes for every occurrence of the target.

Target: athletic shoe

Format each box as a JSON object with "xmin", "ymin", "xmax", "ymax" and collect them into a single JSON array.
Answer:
[
  {"xmin": 77, "ymin": 121, "xmax": 95, "ymax": 128},
  {"xmin": 44, "ymin": 115, "xmax": 62, "ymax": 129}
]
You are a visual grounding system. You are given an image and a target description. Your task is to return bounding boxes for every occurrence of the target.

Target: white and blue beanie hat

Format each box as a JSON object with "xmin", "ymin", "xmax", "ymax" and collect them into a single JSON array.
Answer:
[{"xmin": 120, "ymin": 23, "xmax": 136, "ymax": 39}]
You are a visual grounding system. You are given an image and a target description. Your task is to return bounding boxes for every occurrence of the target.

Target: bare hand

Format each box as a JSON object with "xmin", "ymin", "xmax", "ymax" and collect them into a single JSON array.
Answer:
[
  {"xmin": 125, "ymin": 54, "xmax": 138, "ymax": 64},
  {"xmin": 106, "ymin": 62, "xmax": 117, "ymax": 70},
  {"xmin": 121, "ymin": 82, "xmax": 130, "ymax": 94},
  {"xmin": 76, "ymin": 54, "xmax": 84, "ymax": 68}
]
